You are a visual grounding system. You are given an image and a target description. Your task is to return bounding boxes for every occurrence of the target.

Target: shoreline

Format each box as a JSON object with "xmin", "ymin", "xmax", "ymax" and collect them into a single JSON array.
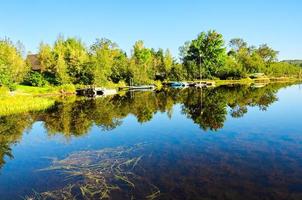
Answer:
[
  {"xmin": 0, "ymin": 78, "xmax": 300, "ymax": 116},
  {"xmin": 1, "ymin": 77, "xmax": 301, "ymax": 97},
  {"xmin": 215, "ymin": 77, "xmax": 301, "ymax": 86}
]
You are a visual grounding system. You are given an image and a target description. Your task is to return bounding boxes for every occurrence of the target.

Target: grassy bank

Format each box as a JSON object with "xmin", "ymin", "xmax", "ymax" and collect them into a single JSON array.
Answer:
[
  {"xmin": 215, "ymin": 78, "xmax": 255, "ymax": 86},
  {"xmin": 215, "ymin": 77, "xmax": 301, "ymax": 86},
  {"xmin": 0, "ymin": 85, "xmax": 70, "ymax": 116},
  {"xmin": 0, "ymin": 95, "xmax": 55, "ymax": 116},
  {"xmin": 0, "ymin": 76, "xmax": 300, "ymax": 97},
  {"xmin": 15, "ymin": 84, "xmax": 76, "ymax": 95}
]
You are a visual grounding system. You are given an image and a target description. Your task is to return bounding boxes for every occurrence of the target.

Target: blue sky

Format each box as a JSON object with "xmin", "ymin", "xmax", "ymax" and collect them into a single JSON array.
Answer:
[{"xmin": 0, "ymin": 0, "xmax": 301, "ymax": 60}]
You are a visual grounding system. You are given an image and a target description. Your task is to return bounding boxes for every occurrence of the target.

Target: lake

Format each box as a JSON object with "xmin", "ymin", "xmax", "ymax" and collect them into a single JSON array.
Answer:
[{"xmin": 0, "ymin": 83, "xmax": 302, "ymax": 200}]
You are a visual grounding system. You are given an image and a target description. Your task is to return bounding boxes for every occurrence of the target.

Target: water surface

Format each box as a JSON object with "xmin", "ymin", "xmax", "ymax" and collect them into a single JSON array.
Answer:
[{"xmin": 0, "ymin": 83, "xmax": 302, "ymax": 200}]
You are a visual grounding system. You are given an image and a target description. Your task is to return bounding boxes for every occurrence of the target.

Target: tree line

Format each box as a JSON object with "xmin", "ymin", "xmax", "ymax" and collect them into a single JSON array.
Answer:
[{"xmin": 0, "ymin": 30, "xmax": 301, "ymax": 89}]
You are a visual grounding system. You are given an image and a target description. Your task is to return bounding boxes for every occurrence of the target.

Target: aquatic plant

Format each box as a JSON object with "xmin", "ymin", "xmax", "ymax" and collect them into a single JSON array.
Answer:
[{"xmin": 30, "ymin": 144, "xmax": 160, "ymax": 200}]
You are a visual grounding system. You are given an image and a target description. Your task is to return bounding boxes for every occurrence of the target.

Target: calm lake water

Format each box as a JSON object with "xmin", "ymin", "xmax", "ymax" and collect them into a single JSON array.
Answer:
[{"xmin": 0, "ymin": 83, "xmax": 302, "ymax": 200}]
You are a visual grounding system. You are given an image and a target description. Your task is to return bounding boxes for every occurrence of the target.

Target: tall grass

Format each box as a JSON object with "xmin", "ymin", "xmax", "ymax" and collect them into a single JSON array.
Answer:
[
  {"xmin": 0, "ymin": 96, "xmax": 55, "ymax": 116},
  {"xmin": 0, "ymin": 86, "xmax": 9, "ymax": 95}
]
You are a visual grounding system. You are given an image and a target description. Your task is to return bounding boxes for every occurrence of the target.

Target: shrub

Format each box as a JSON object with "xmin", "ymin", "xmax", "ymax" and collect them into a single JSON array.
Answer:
[
  {"xmin": 0, "ymin": 68, "xmax": 15, "ymax": 90},
  {"xmin": 23, "ymin": 71, "xmax": 47, "ymax": 87}
]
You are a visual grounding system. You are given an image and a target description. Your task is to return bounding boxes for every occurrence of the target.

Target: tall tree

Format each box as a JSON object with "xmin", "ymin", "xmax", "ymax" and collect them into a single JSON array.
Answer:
[
  {"xmin": 0, "ymin": 39, "xmax": 28, "ymax": 88},
  {"xmin": 229, "ymin": 38, "xmax": 247, "ymax": 53},
  {"xmin": 163, "ymin": 49, "xmax": 173, "ymax": 75},
  {"xmin": 256, "ymin": 44, "xmax": 278, "ymax": 63},
  {"xmin": 181, "ymin": 30, "xmax": 227, "ymax": 79},
  {"xmin": 63, "ymin": 38, "xmax": 89, "ymax": 84},
  {"xmin": 90, "ymin": 38, "xmax": 124, "ymax": 86},
  {"xmin": 130, "ymin": 40, "xmax": 153, "ymax": 84}
]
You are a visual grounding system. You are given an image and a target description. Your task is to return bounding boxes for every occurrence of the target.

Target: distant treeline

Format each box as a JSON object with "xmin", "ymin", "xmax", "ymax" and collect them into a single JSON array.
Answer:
[
  {"xmin": 282, "ymin": 60, "xmax": 302, "ymax": 67},
  {"xmin": 0, "ymin": 30, "xmax": 301, "ymax": 89}
]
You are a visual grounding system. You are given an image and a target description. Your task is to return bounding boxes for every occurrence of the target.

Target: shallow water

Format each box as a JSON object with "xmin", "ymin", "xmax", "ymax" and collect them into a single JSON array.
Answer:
[{"xmin": 0, "ymin": 83, "xmax": 302, "ymax": 200}]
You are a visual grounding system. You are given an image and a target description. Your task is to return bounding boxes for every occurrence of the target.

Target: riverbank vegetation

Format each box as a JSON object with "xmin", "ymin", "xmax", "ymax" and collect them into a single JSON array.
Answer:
[
  {"xmin": 0, "ymin": 95, "xmax": 55, "ymax": 116},
  {"xmin": 0, "ymin": 31, "xmax": 301, "ymax": 93}
]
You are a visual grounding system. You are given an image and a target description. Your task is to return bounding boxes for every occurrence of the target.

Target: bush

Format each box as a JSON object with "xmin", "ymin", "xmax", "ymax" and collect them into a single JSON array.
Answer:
[
  {"xmin": 216, "ymin": 66, "xmax": 246, "ymax": 80},
  {"xmin": 215, "ymin": 57, "xmax": 247, "ymax": 80},
  {"xmin": 24, "ymin": 71, "xmax": 47, "ymax": 87},
  {"xmin": 0, "ymin": 68, "xmax": 15, "ymax": 90},
  {"xmin": 43, "ymin": 71, "xmax": 62, "ymax": 86}
]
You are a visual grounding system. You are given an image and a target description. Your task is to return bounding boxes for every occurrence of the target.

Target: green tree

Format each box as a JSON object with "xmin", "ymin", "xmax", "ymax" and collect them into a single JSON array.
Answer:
[
  {"xmin": 63, "ymin": 38, "xmax": 89, "ymax": 84},
  {"xmin": 39, "ymin": 38, "xmax": 92, "ymax": 85},
  {"xmin": 216, "ymin": 56, "xmax": 246, "ymax": 79},
  {"xmin": 110, "ymin": 52, "xmax": 129, "ymax": 83},
  {"xmin": 52, "ymin": 36, "xmax": 71, "ymax": 84},
  {"xmin": 163, "ymin": 49, "xmax": 173, "ymax": 78},
  {"xmin": 228, "ymin": 38, "xmax": 286, "ymax": 75},
  {"xmin": 256, "ymin": 44, "xmax": 278, "ymax": 63},
  {"xmin": 181, "ymin": 30, "xmax": 227, "ymax": 79},
  {"xmin": 229, "ymin": 38, "xmax": 248, "ymax": 53},
  {"xmin": 38, "ymin": 43, "xmax": 54, "ymax": 73},
  {"xmin": 23, "ymin": 71, "xmax": 47, "ymax": 87},
  {"xmin": 168, "ymin": 62, "xmax": 185, "ymax": 81},
  {"xmin": 0, "ymin": 39, "xmax": 28, "ymax": 89},
  {"xmin": 129, "ymin": 40, "xmax": 153, "ymax": 84},
  {"xmin": 89, "ymin": 38, "xmax": 124, "ymax": 86}
]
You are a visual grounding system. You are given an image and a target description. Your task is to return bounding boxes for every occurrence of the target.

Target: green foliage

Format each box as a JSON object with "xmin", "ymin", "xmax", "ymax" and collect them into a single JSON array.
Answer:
[
  {"xmin": 24, "ymin": 71, "xmax": 47, "ymax": 87},
  {"xmin": 0, "ymin": 39, "xmax": 28, "ymax": 88},
  {"xmin": 228, "ymin": 38, "xmax": 300, "ymax": 77},
  {"xmin": 110, "ymin": 53, "xmax": 129, "ymax": 83},
  {"xmin": 168, "ymin": 63, "xmax": 186, "ymax": 81},
  {"xmin": 256, "ymin": 44, "xmax": 278, "ymax": 63},
  {"xmin": 1, "ymin": 33, "xmax": 300, "ymax": 89},
  {"xmin": 89, "ymin": 38, "xmax": 125, "ymax": 85},
  {"xmin": 0, "ymin": 69, "xmax": 14, "ymax": 89},
  {"xmin": 129, "ymin": 40, "xmax": 153, "ymax": 84},
  {"xmin": 38, "ymin": 37, "xmax": 90, "ymax": 85},
  {"xmin": 181, "ymin": 30, "xmax": 227, "ymax": 79},
  {"xmin": 216, "ymin": 57, "xmax": 247, "ymax": 80},
  {"xmin": 264, "ymin": 62, "xmax": 301, "ymax": 77}
]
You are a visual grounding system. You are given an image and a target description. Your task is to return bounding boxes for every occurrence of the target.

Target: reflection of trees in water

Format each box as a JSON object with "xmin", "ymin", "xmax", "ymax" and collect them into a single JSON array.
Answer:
[
  {"xmin": 41, "ymin": 91, "xmax": 175, "ymax": 135},
  {"xmin": 0, "ymin": 83, "xmax": 293, "ymax": 169},
  {"xmin": 0, "ymin": 114, "xmax": 34, "ymax": 168},
  {"xmin": 181, "ymin": 88, "xmax": 227, "ymax": 130},
  {"xmin": 181, "ymin": 84, "xmax": 281, "ymax": 130}
]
